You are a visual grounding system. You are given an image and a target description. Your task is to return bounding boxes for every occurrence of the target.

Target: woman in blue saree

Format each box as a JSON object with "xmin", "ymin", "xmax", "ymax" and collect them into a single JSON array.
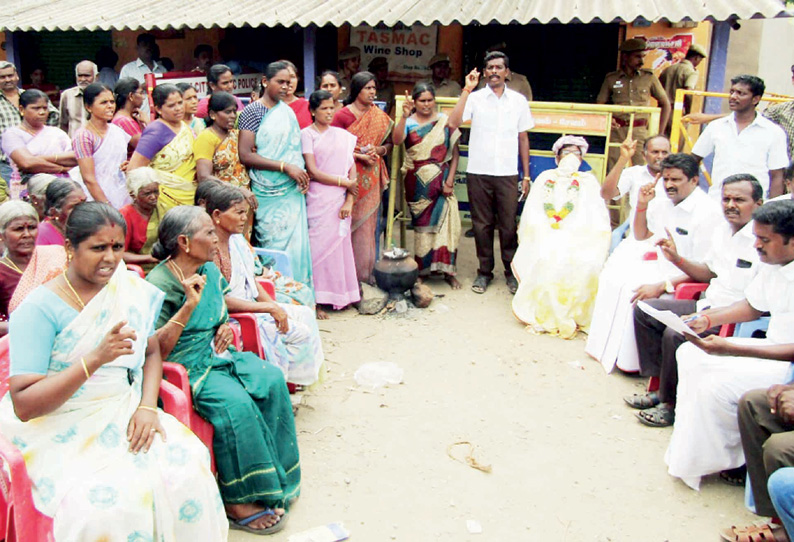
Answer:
[
  {"xmin": 146, "ymin": 205, "xmax": 299, "ymax": 535},
  {"xmin": 239, "ymin": 62, "xmax": 314, "ymax": 293},
  {"xmin": 0, "ymin": 202, "xmax": 227, "ymax": 541}
]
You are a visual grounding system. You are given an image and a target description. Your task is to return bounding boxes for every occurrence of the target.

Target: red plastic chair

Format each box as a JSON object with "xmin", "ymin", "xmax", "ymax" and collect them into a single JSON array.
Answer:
[
  {"xmin": 0, "ymin": 336, "xmax": 190, "ymax": 542},
  {"xmin": 126, "ymin": 264, "xmax": 146, "ymax": 279}
]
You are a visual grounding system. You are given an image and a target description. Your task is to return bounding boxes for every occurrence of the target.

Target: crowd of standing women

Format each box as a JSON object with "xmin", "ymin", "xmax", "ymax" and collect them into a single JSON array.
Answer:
[{"xmin": 0, "ymin": 52, "xmax": 465, "ymax": 539}]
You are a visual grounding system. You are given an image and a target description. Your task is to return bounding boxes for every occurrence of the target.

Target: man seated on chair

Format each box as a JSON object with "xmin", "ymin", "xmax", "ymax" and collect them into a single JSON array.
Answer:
[
  {"xmin": 600, "ymin": 135, "xmax": 670, "ymax": 253},
  {"xmin": 664, "ymin": 199, "xmax": 794, "ymax": 490},
  {"xmin": 624, "ymin": 174, "xmax": 764, "ymax": 427},
  {"xmin": 718, "ymin": 384, "xmax": 794, "ymax": 541},
  {"xmin": 585, "ymin": 153, "xmax": 723, "ymax": 373}
]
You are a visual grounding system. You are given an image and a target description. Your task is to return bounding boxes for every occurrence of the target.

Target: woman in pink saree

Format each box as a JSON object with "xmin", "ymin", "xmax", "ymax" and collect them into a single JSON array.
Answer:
[
  {"xmin": 1, "ymin": 89, "xmax": 77, "ymax": 199},
  {"xmin": 301, "ymin": 90, "xmax": 360, "ymax": 316}
]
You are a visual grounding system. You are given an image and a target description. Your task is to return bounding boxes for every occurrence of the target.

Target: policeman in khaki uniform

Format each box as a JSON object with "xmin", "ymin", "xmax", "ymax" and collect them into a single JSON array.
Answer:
[
  {"xmin": 597, "ymin": 38, "xmax": 671, "ymax": 168},
  {"xmin": 337, "ymin": 46, "xmax": 361, "ymax": 101},
  {"xmin": 423, "ymin": 53, "xmax": 462, "ymax": 98},
  {"xmin": 659, "ymin": 43, "xmax": 708, "ymax": 132}
]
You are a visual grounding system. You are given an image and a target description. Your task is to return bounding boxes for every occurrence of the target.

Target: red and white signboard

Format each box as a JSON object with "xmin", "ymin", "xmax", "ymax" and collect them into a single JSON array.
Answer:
[
  {"xmin": 350, "ymin": 25, "xmax": 438, "ymax": 83},
  {"xmin": 151, "ymin": 71, "xmax": 262, "ymax": 98}
]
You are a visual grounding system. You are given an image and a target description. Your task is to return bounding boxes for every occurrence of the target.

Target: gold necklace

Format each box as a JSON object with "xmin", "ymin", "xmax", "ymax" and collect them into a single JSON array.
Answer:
[
  {"xmin": 167, "ymin": 259, "xmax": 187, "ymax": 282},
  {"xmin": 0, "ymin": 256, "xmax": 23, "ymax": 274},
  {"xmin": 61, "ymin": 271, "xmax": 86, "ymax": 309}
]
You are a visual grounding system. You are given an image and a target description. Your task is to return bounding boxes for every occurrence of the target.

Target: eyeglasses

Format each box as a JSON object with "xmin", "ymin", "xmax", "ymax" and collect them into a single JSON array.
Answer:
[{"xmin": 560, "ymin": 149, "xmax": 582, "ymax": 156}]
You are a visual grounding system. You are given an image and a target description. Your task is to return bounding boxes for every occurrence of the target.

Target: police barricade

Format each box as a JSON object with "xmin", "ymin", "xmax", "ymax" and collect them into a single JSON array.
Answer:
[
  {"xmin": 386, "ymin": 96, "xmax": 661, "ymax": 248},
  {"xmin": 669, "ymin": 88, "xmax": 793, "ymax": 186}
]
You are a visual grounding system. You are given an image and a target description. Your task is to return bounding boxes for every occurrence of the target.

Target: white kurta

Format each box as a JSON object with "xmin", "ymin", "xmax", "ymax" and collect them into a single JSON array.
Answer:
[
  {"xmin": 585, "ymin": 187, "xmax": 724, "ymax": 372},
  {"xmin": 511, "ymin": 169, "xmax": 610, "ymax": 338},
  {"xmin": 666, "ymin": 260, "xmax": 794, "ymax": 489}
]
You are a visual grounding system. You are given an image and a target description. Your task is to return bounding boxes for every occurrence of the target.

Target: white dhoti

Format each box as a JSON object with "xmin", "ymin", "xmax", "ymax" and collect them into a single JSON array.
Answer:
[
  {"xmin": 585, "ymin": 238, "xmax": 671, "ymax": 373},
  {"xmin": 665, "ymin": 339, "xmax": 792, "ymax": 490}
]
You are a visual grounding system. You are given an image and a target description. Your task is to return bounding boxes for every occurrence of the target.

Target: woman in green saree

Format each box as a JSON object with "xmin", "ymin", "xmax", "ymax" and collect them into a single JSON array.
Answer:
[{"xmin": 146, "ymin": 205, "xmax": 299, "ymax": 535}]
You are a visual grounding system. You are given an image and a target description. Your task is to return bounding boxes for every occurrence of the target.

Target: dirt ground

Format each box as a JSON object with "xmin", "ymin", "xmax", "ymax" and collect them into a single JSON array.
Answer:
[{"xmin": 231, "ymin": 234, "xmax": 759, "ymax": 542}]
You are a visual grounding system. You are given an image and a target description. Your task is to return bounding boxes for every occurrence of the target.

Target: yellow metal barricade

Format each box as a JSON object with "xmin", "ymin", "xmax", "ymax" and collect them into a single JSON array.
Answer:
[
  {"xmin": 670, "ymin": 89, "xmax": 793, "ymax": 185},
  {"xmin": 386, "ymin": 97, "xmax": 661, "ymax": 248}
]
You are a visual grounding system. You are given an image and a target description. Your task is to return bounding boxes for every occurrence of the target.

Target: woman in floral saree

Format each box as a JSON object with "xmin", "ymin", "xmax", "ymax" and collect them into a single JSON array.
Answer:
[
  {"xmin": 128, "ymin": 84, "xmax": 197, "ymax": 220},
  {"xmin": 393, "ymin": 83, "xmax": 462, "ymax": 288},
  {"xmin": 147, "ymin": 205, "xmax": 299, "ymax": 535},
  {"xmin": 511, "ymin": 136, "xmax": 610, "ymax": 339},
  {"xmin": 0, "ymin": 202, "xmax": 227, "ymax": 541},
  {"xmin": 332, "ymin": 71, "xmax": 394, "ymax": 284},
  {"xmin": 239, "ymin": 62, "xmax": 313, "ymax": 291}
]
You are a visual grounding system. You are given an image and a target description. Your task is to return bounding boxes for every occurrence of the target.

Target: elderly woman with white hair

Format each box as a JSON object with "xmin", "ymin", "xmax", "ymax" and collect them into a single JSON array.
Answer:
[
  {"xmin": 511, "ymin": 135, "xmax": 610, "ymax": 339},
  {"xmin": 0, "ymin": 200, "xmax": 66, "ymax": 335},
  {"xmin": 119, "ymin": 167, "xmax": 161, "ymax": 266},
  {"xmin": 26, "ymin": 173, "xmax": 58, "ymax": 221}
]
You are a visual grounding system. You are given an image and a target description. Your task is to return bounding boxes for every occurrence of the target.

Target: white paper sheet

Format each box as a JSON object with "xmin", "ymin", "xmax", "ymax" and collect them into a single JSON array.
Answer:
[{"xmin": 636, "ymin": 301, "xmax": 701, "ymax": 340}]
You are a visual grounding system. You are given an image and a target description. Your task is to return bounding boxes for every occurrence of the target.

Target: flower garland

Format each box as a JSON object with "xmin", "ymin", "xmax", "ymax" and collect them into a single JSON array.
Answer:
[{"xmin": 542, "ymin": 174, "xmax": 580, "ymax": 229}]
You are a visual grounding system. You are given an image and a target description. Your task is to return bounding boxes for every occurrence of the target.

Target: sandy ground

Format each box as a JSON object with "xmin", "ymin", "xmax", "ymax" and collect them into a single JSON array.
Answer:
[{"xmin": 231, "ymin": 234, "xmax": 759, "ymax": 542}]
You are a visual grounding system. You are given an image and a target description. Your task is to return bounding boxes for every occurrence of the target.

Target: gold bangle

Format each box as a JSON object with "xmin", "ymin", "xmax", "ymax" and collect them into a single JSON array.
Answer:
[
  {"xmin": 279, "ymin": 161, "xmax": 285, "ymax": 173},
  {"xmin": 54, "ymin": 153, "xmax": 59, "ymax": 163},
  {"xmin": 337, "ymin": 176, "xmax": 342, "ymax": 187},
  {"xmin": 168, "ymin": 318, "xmax": 185, "ymax": 328},
  {"xmin": 137, "ymin": 405, "xmax": 158, "ymax": 414},
  {"xmin": 80, "ymin": 357, "xmax": 91, "ymax": 379}
]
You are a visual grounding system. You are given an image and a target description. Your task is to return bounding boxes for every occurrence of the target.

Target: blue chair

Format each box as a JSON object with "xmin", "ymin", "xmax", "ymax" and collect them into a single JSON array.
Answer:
[
  {"xmin": 733, "ymin": 317, "xmax": 770, "ymax": 339},
  {"xmin": 253, "ymin": 247, "xmax": 293, "ymax": 278}
]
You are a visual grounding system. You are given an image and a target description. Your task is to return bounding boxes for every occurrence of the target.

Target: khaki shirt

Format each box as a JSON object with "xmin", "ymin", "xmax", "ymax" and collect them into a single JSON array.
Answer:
[
  {"xmin": 476, "ymin": 71, "xmax": 533, "ymax": 101},
  {"xmin": 59, "ymin": 86, "xmax": 86, "ymax": 138},
  {"xmin": 659, "ymin": 60, "xmax": 699, "ymax": 106},
  {"xmin": 597, "ymin": 68, "xmax": 667, "ymax": 122},
  {"xmin": 422, "ymin": 78, "xmax": 462, "ymax": 98}
]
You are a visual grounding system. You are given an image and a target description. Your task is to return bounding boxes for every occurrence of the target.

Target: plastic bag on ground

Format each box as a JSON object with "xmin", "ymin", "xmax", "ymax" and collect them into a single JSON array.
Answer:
[{"xmin": 354, "ymin": 361, "xmax": 404, "ymax": 390}]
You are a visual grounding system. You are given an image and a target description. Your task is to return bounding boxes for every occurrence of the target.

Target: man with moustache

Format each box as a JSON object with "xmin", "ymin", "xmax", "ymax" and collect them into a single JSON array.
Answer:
[
  {"xmin": 664, "ymin": 199, "xmax": 794, "ymax": 491},
  {"xmin": 601, "ymin": 134, "xmax": 671, "ymax": 250},
  {"xmin": 693, "ymin": 75, "xmax": 788, "ymax": 201},
  {"xmin": 448, "ymin": 51, "xmax": 533, "ymax": 295},
  {"xmin": 585, "ymin": 153, "xmax": 723, "ymax": 373},
  {"xmin": 624, "ymin": 174, "xmax": 764, "ymax": 427},
  {"xmin": 59, "ymin": 60, "xmax": 97, "ymax": 137},
  {"xmin": 597, "ymin": 38, "xmax": 671, "ymax": 170}
]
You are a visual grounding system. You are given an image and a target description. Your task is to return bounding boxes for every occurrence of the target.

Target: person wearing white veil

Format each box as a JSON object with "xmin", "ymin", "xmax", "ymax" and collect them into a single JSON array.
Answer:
[{"xmin": 511, "ymin": 135, "xmax": 610, "ymax": 338}]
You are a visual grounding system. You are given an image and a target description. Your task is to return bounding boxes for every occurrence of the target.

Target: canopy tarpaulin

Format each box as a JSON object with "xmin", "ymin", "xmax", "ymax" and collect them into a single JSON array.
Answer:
[{"xmin": 1, "ymin": 0, "xmax": 790, "ymax": 31}]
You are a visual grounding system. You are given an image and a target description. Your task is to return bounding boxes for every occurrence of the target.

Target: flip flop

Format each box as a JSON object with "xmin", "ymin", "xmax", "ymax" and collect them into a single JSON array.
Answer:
[{"xmin": 228, "ymin": 509, "xmax": 287, "ymax": 536}]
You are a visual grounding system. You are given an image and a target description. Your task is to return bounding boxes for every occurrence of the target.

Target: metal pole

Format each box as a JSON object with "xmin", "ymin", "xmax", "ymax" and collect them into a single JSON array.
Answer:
[{"xmin": 303, "ymin": 26, "xmax": 316, "ymax": 95}]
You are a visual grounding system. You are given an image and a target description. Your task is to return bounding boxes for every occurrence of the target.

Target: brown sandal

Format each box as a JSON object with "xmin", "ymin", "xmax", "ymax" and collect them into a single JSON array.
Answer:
[{"xmin": 720, "ymin": 523, "xmax": 789, "ymax": 542}]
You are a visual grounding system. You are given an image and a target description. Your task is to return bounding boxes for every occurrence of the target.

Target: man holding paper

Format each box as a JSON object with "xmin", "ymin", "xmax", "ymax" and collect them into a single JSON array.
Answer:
[
  {"xmin": 625, "ymin": 174, "xmax": 764, "ymax": 427},
  {"xmin": 664, "ymin": 199, "xmax": 794, "ymax": 490},
  {"xmin": 585, "ymin": 153, "xmax": 723, "ymax": 373}
]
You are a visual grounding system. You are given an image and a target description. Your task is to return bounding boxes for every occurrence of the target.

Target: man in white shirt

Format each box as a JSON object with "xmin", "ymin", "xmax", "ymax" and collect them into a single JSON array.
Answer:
[
  {"xmin": 601, "ymin": 134, "xmax": 670, "ymax": 250},
  {"xmin": 59, "ymin": 60, "xmax": 96, "ymax": 137},
  {"xmin": 119, "ymin": 33, "xmax": 167, "ymax": 118},
  {"xmin": 692, "ymin": 74, "xmax": 788, "ymax": 201},
  {"xmin": 585, "ymin": 153, "xmax": 724, "ymax": 373},
  {"xmin": 665, "ymin": 199, "xmax": 794, "ymax": 490},
  {"xmin": 626, "ymin": 174, "xmax": 764, "ymax": 427},
  {"xmin": 448, "ymin": 51, "xmax": 533, "ymax": 294}
]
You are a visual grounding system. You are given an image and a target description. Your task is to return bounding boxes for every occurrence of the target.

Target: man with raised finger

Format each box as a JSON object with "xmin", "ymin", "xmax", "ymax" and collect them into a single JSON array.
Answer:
[
  {"xmin": 448, "ymin": 51, "xmax": 533, "ymax": 295},
  {"xmin": 664, "ymin": 199, "xmax": 794, "ymax": 490},
  {"xmin": 625, "ymin": 174, "xmax": 763, "ymax": 427}
]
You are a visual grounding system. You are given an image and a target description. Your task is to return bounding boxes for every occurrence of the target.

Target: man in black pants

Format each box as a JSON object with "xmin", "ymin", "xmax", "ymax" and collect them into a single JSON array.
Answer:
[{"xmin": 626, "ymin": 174, "xmax": 763, "ymax": 426}]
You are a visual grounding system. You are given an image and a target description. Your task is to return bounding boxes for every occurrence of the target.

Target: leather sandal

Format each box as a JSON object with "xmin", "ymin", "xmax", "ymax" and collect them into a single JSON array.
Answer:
[
  {"xmin": 636, "ymin": 404, "xmax": 675, "ymax": 427},
  {"xmin": 623, "ymin": 391, "xmax": 660, "ymax": 409},
  {"xmin": 720, "ymin": 523, "xmax": 789, "ymax": 542},
  {"xmin": 471, "ymin": 275, "xmax": 491, "ymax": 294}
]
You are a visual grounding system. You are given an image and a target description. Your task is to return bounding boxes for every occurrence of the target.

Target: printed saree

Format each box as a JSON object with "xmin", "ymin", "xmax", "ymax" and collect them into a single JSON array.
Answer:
[
  {"xmin": 147, "ymin": 261, "xmax": 301, "ymax": 506},
  {"xmin": 0, "ymin": 264, "xmax": 227, "ymax": 540}
]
